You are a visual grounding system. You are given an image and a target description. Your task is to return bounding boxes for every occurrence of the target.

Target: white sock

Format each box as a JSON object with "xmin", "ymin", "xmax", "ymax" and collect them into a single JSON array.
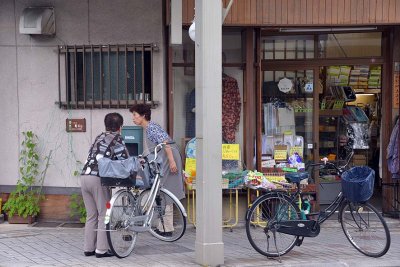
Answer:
[{"xmin": 95, "ymin": 249, "xmax": 107, "ymax": 254}]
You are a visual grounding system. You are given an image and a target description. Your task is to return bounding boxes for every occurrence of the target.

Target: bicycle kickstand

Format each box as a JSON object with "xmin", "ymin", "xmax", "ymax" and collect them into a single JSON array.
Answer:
[{"xmin": 272, "ymin": 230, "xmax": 282, "ymax": 263}]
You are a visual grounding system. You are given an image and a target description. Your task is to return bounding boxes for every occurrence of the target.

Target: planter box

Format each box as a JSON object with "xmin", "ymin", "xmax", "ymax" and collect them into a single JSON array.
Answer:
[{"xmin": 7, "ymin": 215, "xmax": 36, "ymax": 224}]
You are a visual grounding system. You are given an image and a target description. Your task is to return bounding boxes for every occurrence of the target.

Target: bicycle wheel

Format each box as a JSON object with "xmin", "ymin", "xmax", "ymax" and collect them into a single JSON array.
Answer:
[
  {"xmin": 138, "ymin": 189, "xmax": 186, "ymax": 242},
  {"xmin": 340, "ymin": 201, "xmax": 391, "ymax": 257},
  {"xmin": 106, "ymin": 190, "xmax": 138, "ymax": 258},
  {"xmin": 245, "ymin": 193, "xmax": 300, "ymax": 257}
]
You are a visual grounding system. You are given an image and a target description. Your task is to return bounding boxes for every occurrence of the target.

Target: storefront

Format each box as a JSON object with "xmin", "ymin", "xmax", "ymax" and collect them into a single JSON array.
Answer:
[{"xmin": 167, "ymin": 1, "xmax": 400, "ymax": 215}]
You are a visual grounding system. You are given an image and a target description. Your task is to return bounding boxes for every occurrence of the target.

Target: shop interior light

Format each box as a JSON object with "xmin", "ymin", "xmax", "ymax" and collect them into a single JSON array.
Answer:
[{"xmin": 279, "ymin": 27, "xmax": 378, "ymax": 33}]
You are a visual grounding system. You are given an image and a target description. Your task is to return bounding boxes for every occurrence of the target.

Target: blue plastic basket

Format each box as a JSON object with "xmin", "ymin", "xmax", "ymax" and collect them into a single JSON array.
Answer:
[{"xmin": 341, "ymin": 166, "xmax": 375, "ymax": 203}]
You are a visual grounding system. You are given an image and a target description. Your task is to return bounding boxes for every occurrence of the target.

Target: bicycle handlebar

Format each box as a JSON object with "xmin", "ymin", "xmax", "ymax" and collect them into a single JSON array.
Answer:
[
  {"xmin": 306, "ymin": 151, "xmax": 354, "ymax": 175},
  {"xmin": 138, "ymin": 141, "xmax": 176, "ymax": 164}
]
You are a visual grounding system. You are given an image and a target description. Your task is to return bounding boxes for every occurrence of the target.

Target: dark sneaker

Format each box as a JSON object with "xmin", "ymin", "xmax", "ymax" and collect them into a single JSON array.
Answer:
[
  {"xmin": 154, "ymin": 229, "xmax": 173, "ymax": 237},
  {"xmin": 84, "ymin": 251, "xmax": 95, "ymax": 256},
  {"xmin": 95, "ymin": 250, "xmax": 114, "ymax": 258}
]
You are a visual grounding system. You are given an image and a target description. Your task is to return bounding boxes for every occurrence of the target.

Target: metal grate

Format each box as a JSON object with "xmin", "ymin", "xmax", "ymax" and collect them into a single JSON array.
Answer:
[{"xmin": 58, "ymin": 44, "xmax": 157, "ymax": 109}]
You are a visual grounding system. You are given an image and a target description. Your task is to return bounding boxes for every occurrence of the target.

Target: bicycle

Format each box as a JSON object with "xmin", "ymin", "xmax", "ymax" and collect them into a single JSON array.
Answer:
[
  {"xmin": 245, "ymin": 155, "xmax": 391, "ymax": 260},
  {"xmin": 103, "ymin": 142, "xmax": 187, "ymax": 258}
]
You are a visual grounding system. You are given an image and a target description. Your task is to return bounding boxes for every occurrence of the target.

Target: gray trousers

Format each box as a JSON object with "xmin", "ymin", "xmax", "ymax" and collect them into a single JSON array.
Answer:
[{"xmin": 80, "ymin": 175, "xmax": 110, "ymax": 252}]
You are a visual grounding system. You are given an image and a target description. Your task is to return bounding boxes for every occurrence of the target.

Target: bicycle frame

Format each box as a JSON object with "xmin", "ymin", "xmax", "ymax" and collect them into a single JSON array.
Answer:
[{"xmin": 105, "ymin": 142, "xmax": 187, "ymax": 233}]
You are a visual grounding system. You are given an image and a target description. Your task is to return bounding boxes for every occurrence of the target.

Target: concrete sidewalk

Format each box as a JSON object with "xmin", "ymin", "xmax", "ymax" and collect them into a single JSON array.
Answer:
[{"xmin": 0, "ymin": 219, "xmax": 399, "ymax": 267}]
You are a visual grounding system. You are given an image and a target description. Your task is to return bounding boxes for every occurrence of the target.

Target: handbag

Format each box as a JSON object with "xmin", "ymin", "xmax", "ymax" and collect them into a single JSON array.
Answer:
[{"xmin": 98, "ymin": 156, "xmax": 138, "ymax": 187}]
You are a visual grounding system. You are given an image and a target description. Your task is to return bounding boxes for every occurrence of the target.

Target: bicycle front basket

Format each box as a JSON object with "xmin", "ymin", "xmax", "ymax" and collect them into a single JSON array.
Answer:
[{"xmin": 341, "ymin": 166, "xmax": 375, "ymax": 203}]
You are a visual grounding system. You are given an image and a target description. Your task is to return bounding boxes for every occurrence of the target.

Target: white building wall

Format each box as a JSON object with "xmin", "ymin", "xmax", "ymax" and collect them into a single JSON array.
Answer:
[{"xmin": 0, "ymin": 0, "xmax": 165, "ymax": 189}]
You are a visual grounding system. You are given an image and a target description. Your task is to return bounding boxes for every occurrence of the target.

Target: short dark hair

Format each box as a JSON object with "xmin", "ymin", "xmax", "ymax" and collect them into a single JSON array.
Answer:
[
  {"xmin": 104, "ymin": 113, "xmax": 124, "ymax": 132},
  {"xmin": 129, "ymin": 104, "xmax": 151, "ymax": 121}
]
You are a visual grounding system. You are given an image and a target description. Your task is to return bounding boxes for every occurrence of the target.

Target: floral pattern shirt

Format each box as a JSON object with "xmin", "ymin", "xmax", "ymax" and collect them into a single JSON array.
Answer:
[
  {"xmin": 146, "ymin": 121, "xmax": 171, "ymax": 145},
  {"xmin": 81, "ymin": 132, "xmax": 129, "ymax": 176}
]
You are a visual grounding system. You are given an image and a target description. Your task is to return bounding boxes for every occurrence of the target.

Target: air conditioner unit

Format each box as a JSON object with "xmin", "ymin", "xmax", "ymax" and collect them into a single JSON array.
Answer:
[{"xmin": 19, "ymin": 7, "xmax": 55, "ymax": 35}]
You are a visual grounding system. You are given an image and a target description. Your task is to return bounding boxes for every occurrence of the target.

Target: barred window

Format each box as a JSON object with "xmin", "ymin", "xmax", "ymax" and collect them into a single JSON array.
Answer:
[{"xmin": 58, "ymin": 44, "xmax": 157, "ymax": 109}]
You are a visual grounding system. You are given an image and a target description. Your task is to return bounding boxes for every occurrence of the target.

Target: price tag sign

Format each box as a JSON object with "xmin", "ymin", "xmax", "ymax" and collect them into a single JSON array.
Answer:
[
  {"xmin": 274, "ymin": 145, "xmax": 287, "ymax": 161},
  {"xmin": 222, "ymin": 144, "xmax": 240, "ymax": 160},
  {"xmin": 394, "ymin": 70, "xmax": 400, "ymax": 108},
  {"xmin": 289, "ymin": 146, "xmax": 303, "ymax": 158},
  {"xmin": 333, "ymin": 100, "xmax": 344, "ymax": 109},
  {"xmin": 185, "ymin": 158, "xmax": 196, "ymax": 177}
]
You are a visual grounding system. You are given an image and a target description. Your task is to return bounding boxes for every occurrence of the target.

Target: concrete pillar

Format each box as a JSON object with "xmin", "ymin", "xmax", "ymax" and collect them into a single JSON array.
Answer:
[{"xmin": 194, "ymin": 0, "xmax": 224, "ymax": 266}]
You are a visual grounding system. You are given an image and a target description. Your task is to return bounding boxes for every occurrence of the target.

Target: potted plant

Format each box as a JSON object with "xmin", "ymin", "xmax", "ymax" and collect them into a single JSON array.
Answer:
[
  {"xmin": 69, "ymin": 193, "xmax": 86, "ymax": 224},
  {"xmin": 3, "ymin": 131, "xmax": 50, "ymax": 224}
]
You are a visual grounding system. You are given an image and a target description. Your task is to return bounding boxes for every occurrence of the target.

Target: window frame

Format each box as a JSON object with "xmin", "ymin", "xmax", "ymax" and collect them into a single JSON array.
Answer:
[{"xmin": 57, "ymin": 44, "xmax": 158, "ymax": 109}]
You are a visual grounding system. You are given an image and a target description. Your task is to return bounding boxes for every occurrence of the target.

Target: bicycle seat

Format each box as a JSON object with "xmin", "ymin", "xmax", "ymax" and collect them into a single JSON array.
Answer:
[{"xmin": 285, "ymin": 172, "xmax": 309, "ymax": 183}]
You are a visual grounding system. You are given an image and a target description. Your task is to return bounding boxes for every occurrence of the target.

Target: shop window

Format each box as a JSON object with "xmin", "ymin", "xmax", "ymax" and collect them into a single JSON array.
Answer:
[
  {"xmin": 58, "ymin": 44, "xmax": 155, "ymax": 109},
  {"xmin": 262, "ymin": 35, "xmax": 314, "ymax": 60},
  {"xmin": 319, "ymin": 32, "xmax": 382, "ymax": 58},
  {"xmin": 172, "ymin": 30, "xmax": 244, "ymax": 170}
]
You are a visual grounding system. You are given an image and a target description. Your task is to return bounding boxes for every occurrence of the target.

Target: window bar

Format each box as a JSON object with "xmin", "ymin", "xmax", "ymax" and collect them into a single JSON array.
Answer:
[
  {"xmin": 273, "ymin": 40, "xmax": 275, "ymax": 60},
  {"xmin": 303, "ymin": 40, "xmax": 306, "ymax": 59},
  {"xmin": 125, "ymin": 44, "xmax": 128, "ymax": 108},
  {"xmin": 57, "ymin": 46, "xmax": 61, "ymax": 108},
  {"xmin": 91, "ymin": 45, "xmax": 94, "ymax": 109},
  {"xmin": 65, "ymin": 47, "xmax": 70, "ymax": 109},
  {"xmin": 83, "ymin": 45, "xmax": 86, "ymax": 109},
  {"xmin": 133, "ymin": 44, "xmax": 137, "ymax": 103},
  {"xmin": 108, "ymin": 45, "xmax": 111, "ymax": 109},
  {"xmin": 117, "ymin": 45, "xmax": 120, "ymax": 108},
  {"xmin": 141, "ymin": 43, "xmax": 145, "ymax": 103},
  {"xmin": 150, "ymin": 45, "xmax": 153, "ymax": 103},
  {"xmin": 284, "ymin": 40, "xmax": 287, "ymax": 60},
  {"xmin": 100, "ymin": 45, "xmax": 103, "ymax": 109},
  {"xmin": 74, "ymin": 45, "xmax": 78, "ymax": 109},
  {"xmin": 295, "ymin": 40, "xmax": 298, "ymax": 60}
]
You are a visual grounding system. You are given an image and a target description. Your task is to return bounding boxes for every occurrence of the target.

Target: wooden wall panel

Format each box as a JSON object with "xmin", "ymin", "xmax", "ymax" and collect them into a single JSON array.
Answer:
[
  {"xmin": 382, "ymin": 0, "xmax": 391, "ymax": 23},
  {"xmin": 331, "ymin": 0, "xmax": 339, "ymax": 25},
  {"xmin": 337, "ymin": 0, "xmax": 345, "ymax": 24},
  {"xmin": 300, "ymin": 0, "xmax": 308, "ymax": 25},
  {"xmin": 224, "ymin": 0, "xmax": 232, "ymax": 24},
  {"xmin": 293, "ymin": 0, "xmax": 301, "ymax": 25},
  {"xmin": 306, "ymin": 0, "xmax": 313, "ymax": 24},
  {"xmin": 250, "ymin": 0, "xmax": 257, "ymax": 24},
  {"xmin": 389, "ymin": 0, "xmax": 397, "ymax": 22},
  {"xmin": 396, "ymin": 0, "xmax": 400, "ymax": 21},
  {"xmin": 363, "ymin": 0, "xmax": 370, "ymax": 24},
  {"xmin": 326, "ymin": 0, "xmax": 333, "ymax": 24},
  {"xmin": 318, "ymin": 0, "xmax": 325, "ymax": 25},
  {"xmin": 181, "ymin": 0, "xmax": 400, "ymax": 26}
]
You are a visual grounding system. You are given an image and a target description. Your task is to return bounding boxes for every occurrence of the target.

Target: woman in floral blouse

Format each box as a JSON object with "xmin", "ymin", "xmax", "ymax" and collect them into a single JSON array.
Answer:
[{"xmin": 129, "ymin": 104, "xmax": 185, "ymax": 236}]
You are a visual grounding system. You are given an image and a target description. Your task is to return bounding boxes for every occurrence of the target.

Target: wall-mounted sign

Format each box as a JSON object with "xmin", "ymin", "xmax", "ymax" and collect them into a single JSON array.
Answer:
[
  {"xmin": 278, "ymin": 78, "xmax": 293, "ymax": 93},
  {"xmin": 222, "ymin": 144, "xmax": 240, "ymax": 160},
  {"xmin": 66, "ymin": 118, "xmax": 86, "ymax": 132}
]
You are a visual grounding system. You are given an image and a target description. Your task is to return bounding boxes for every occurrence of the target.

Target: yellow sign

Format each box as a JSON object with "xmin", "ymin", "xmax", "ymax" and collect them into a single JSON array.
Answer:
[
  {"xmin": 274, "ymin": 150, "xmax": 287, "ymax": 161},
  {"xmin": 185, "ymin": 158, "xmax": 196, "ymax": 177},
  {"xmin": 394, "ymin": 71, "xmax": 399, "ymax": 108},
  {"xmin": 222, "ymin": 144, "xmax": 240, "ymax": 160}
]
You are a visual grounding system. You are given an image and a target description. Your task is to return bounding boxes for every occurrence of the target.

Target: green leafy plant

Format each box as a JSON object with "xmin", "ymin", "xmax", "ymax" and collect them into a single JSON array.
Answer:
[
  {"xmin": 3, "ymin": 131, "xmax": 50, "ymax": 218},
  {"xmin": 69, "ymin": 193, "xmax": 86, "ymax": 223}
]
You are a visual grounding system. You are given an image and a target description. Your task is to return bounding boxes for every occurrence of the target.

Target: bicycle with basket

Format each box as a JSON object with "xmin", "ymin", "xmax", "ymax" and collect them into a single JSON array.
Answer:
[
  {"xmin": 99, "ymin": 142, "xmax": 187, "ymax": 258},
  {"xmin": 245, "ymin": 152, "xmax": 391, "ymax": 260}
]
